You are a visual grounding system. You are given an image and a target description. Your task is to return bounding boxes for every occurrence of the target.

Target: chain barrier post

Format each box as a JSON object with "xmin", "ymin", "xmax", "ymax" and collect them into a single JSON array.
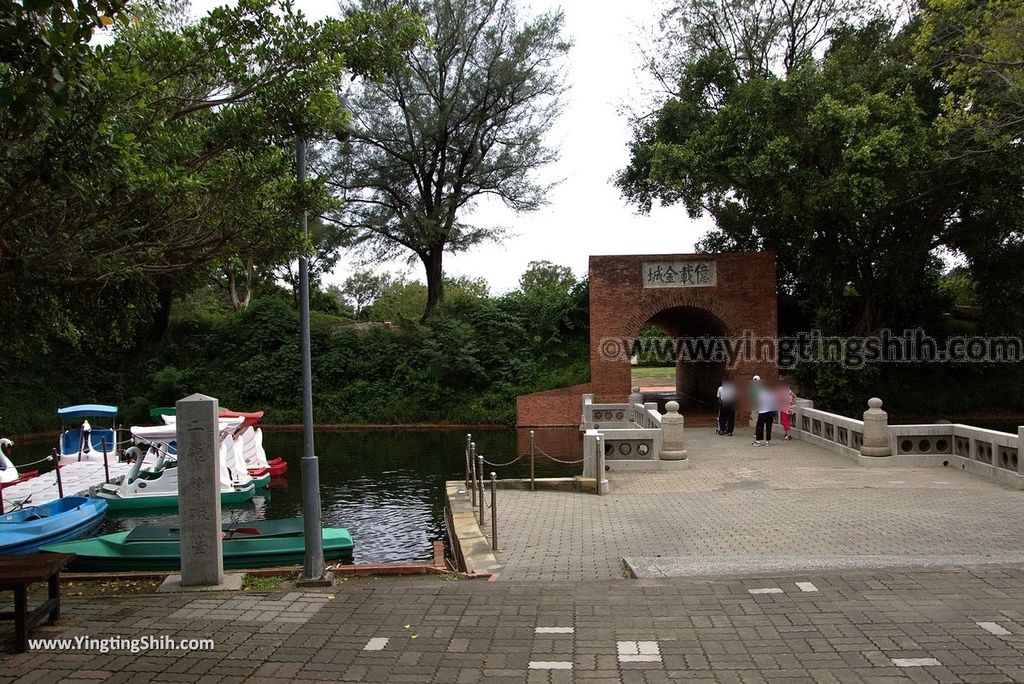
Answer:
[
  {"xmin": 51, "ymin": 449, "xmax": 64, "ymax": 498},
  {"xmin": 477, "ymin": 454, "xmax": 485, "ymax": 526},
  {"xmin": 102, "ymin": 438, "xmax": 110, "ymax": 485},
  {"xmin": 595, "ymin": 434, "xmax": 605, "ymax": 496},
  {"xmin": 469, "ymin": 442, "xmax": 478, "ymax": 507},
  {"xmin": 465, "ymin": 433, "xmax": 471, "ymax": 491},
  {"xmin": 490, "ymin": 472, "xmax": 498, "ymax": 550},
  {"xmin": 530, "ymin": 430, "xmax": 535, "ymax": 492}
]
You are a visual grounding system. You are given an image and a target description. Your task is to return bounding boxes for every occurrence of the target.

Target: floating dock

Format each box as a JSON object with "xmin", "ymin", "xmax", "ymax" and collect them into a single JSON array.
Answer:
[{"xmin": 2, "ymin": 461, "xmax": 134, "ymax": 512}]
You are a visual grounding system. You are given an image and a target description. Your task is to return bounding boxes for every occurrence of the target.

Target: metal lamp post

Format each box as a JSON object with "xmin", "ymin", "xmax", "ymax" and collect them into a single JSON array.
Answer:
[
  {"xmin": 296, "ymin": 136, "xmax": 326, "ymax": 581},
  {"xmin": 296, "ymin": 96, "xmax": 353, "ymax": 583}
]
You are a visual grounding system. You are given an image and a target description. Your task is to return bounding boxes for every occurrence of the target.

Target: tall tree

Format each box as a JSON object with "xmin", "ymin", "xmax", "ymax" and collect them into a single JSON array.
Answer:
[
  {"xmin": 915, "ymin": 0, "xmax": 1024, "ymax": 153},
  {"xmin": 0, "ymin": 0, "xmax": 421, "ymax": 347},
  {"xmin": 333, "ymin": 0, "xmax": 569, "ymax": 319},
  {"xmin": 620, "ymin": 21, "xmax": 971, "ymax": 332},
  {"xmin": 643, "ymin": 0, "xmax": 879, "ymax": 90}
]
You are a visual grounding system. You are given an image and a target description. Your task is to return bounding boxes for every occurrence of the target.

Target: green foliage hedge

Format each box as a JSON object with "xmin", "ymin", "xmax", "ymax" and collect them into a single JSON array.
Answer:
[{"xmin": 0, "ymin": 282, "xmax": 590, "ymax": 435}]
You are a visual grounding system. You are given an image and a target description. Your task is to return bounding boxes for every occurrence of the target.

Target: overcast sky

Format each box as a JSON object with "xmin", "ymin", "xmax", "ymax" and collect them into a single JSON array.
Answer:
[{"xmin": 193, "ymin": 0, "xmax": 715, "ymax": 293}]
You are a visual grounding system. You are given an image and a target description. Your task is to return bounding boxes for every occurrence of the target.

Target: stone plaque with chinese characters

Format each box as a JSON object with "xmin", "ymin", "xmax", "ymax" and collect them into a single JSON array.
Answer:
[
  {"xmin": 176, "ymin": 393, "xmax": 224, "ymax": 586},
  {"xmin": 642, "ymin": 260, "xmax": 716, "ymax": 288}
]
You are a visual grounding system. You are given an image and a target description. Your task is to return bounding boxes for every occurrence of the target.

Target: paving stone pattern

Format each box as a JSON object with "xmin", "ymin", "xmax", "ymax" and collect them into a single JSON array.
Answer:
[
  {"xmin": 4, "ymin": 567, "xmax": 1024, "ymax": 683},
  {"xmin": 492, "ymin": 429, "xmax": 1024, "ymax": 581}
]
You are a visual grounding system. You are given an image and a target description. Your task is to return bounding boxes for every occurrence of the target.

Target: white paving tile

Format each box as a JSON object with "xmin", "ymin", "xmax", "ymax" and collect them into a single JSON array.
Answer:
[
  {"xmin": 748, "ymin": 587, "xmax": 784, "ymax": 594},
  {"xmin": 534, "ymin": 627, "xmax": 574, "ymax": 634},
  {"xmin": 976, "ymin": 621, "xmax": 1011, "ymax": 636},
  {"xmin": 795, "ymin": 582, "xmax": 818, "ymax": 592},
  {"xmin": 892, "ymin": 658, "xmax": 941, "ymax": 667},
  {"xmin": 617, "ymin": 640, "xmax": 662, "ymax": 663},
  {"xmin": 528, "ymin": 661, "xmax": 572, "ymax": 670},
  {"xmin": 363, "ymin": 637, "xmax": 389, "ymax": 651}
]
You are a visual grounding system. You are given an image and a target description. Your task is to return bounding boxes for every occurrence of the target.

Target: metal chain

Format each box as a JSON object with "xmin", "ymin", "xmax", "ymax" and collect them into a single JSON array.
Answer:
[
  {"xmin": 532, "ymin": 445, "xmax": 585, "ymax": 464},
  {"xmin": 481, "ymin": 454, "xmax": 523, "ymax": 467},
  {"xmin": 17, "ymin": 455, "xmax": 56, "ymax": 468}
]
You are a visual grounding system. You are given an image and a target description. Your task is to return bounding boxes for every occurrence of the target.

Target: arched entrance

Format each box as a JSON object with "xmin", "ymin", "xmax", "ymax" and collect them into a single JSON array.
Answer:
[
  {"xmin": 516, "ymin": 252, "xmax": 778, "ymax": 426},
  {"xmin": 644, "ymin": 306, "xmax": 729, "ymax": 411}
]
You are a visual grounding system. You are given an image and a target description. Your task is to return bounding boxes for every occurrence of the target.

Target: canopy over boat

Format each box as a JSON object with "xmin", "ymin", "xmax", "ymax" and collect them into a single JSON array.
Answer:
[
  {"xmin": 57, "ymin": 404, "xmax": 118, "ymax": 420},
  {"xmin": 219, "ymin": 410, "xmax": 264, "ymax": 432},
  {"xmin": 131, "ymin": 417, "xmax": 244, "ymax": 444}
]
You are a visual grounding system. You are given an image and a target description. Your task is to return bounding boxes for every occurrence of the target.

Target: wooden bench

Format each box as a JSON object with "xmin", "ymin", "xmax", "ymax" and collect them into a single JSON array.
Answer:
[{"xmin": 0, "ymin": 553, "xmax": 75, "ymax": 652}]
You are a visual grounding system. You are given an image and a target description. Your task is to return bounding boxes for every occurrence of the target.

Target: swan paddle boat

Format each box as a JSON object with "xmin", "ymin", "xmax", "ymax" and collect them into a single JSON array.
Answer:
[
  {"xmin": 58, "ymin": 404, "xmax": 120, "ymax": 465},
  {"xmin": 0, "ymin": 496, "xmax": 108, "ymax": 555},
  {"xmin": 0, "ymin": 438, "xmax": 40, "ymax": 489},
  {"xmin": 95, "ymin": 417, "xmax": 255, "ymax": 510},
  {"xmin": 159, "ymin": 409, "xmax": 285, "ymax": 480},
  {"xmin": 40, "ymin": 518, "xmax": 353, "ymax": 572}
]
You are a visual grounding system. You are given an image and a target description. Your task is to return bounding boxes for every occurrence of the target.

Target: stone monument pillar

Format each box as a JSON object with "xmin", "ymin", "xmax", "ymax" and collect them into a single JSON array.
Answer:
[
  {"xmin": 859, "ymin": 397, "xmax": 891, "ymax": 458},
  {"xmin": 175, "ymin": 393, "xmax": 224, "ymax": 586},
  {"xmin": 660, "ymin": 400, "xmax": 688, "ymax": 461}
]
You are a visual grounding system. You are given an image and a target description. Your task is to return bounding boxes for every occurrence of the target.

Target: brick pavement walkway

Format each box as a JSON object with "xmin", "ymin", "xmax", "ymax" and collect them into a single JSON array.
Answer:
[
  {"xmin": 492, "ymin": 428, "xmax": 1024, "ymax": 581},
  {"xmin": 4, "ymin": 566, "xmax": 1024, "ymax": 682}
]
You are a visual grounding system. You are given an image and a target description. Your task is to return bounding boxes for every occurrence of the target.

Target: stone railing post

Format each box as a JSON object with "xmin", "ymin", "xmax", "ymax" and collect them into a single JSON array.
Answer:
[
  {"xmin": 595, "ymin": 433, "xmax": 608, "ymax": 495},
  {"xmin": 628, "ymin": 386, "xmax": 643, "ymax": 407},
  {"xmin": 660, "ymin": 400, "xmax": 688, "ymax": 461},
  {"xmin": 860, "ymin": 397, "xmax": 891, "ymax": 457},
  {"xmin": 582, "ymin": 429, "xmax": 598, "ymax": 480}
]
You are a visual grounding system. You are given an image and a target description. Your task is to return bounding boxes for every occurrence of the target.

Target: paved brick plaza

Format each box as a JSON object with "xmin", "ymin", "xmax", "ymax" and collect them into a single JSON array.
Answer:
[
  {"xmin": 493, "ymin": 428, "xmax": 1024, "ymax": 582},
  {"xmin": 4, "ymin": 426, "xmax": 1024, "ymax": 682},
  {"xmin": 5, "ymin": 567, "xmax": 1024, "ymax": 682}
]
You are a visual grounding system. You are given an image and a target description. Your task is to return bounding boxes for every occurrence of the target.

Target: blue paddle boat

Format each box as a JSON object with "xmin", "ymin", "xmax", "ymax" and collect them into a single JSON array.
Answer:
[
  {"xmin": 0, "ymin": 496, "xmax": 108, "ymax": 555},
  {"xmin": 58, "ymin": 404, "xmax": 120, "ymax": 464}
]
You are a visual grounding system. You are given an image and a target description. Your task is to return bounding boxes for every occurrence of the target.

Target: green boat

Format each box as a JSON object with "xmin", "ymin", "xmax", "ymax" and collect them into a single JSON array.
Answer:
[
  {"xmin": 40, "ymin": 518, "xmax": 354, "ymax": 572},
  {"xmin": 95, "ymin": 483, "xmax": 256, "ymax": 510}
]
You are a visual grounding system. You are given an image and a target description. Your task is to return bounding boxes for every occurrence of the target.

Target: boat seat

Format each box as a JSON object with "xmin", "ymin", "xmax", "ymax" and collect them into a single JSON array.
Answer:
[
  {"xmin": 21, "ymin": 507, "xmax": 51, "ymax": 521},
  {"xmin": 123, "ymin": 518, "xmax": 306, "ymax": 543}
]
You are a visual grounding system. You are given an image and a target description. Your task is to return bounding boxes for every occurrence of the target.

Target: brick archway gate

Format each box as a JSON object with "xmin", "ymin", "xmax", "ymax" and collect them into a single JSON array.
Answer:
[{"xmin": 516, "ymin": 252, "xmax": 778, "ymax": 426}]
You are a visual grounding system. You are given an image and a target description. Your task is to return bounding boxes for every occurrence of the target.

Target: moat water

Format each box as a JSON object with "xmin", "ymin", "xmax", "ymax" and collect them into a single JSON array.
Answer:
[{"xmin": 11, "ymin": 428, "xmax": 580, "ymax": 564}]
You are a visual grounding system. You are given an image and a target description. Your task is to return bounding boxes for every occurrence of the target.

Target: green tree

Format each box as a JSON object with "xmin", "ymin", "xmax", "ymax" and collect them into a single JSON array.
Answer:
[
  {"xmin": 646, "ymin": 0, "xmax": 879, "ymax": 86},
  {"xmin": 341, "ymin": 269, "xmax": 393, "ymax": 316},
  {"xmin": 334, "ymin": 0, "xmax": 569, "ymax": 319},
  {"xmin": 0, "ymin": 0, "xmax": 128, "ymax": 130},
  {"xmin": 0, "ymin": 0, "xmax": 421, "ymax": 348},
  {"xmin": 619, "ymin": 20, "xmax": 1017, "ymax": 332},
  {"xmin": 915, "ymin": 0, "xmax": 1024, "ymax": 152},
  {"xmin": 519, "ymin": 260, "xmax": 576, "ymax": 294}
]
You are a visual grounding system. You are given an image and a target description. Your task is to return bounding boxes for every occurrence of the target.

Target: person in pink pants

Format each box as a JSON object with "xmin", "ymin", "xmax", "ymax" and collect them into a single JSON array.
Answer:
[{"xmin": 778, "ymin": 383, "xmax": 796, "ymax": 440}]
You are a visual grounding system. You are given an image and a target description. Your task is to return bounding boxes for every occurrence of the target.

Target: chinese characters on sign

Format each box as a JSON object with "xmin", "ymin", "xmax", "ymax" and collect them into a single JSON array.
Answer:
[{"xmin": 642, "ymin": 260, "xmax": 717, "ymax": 288}]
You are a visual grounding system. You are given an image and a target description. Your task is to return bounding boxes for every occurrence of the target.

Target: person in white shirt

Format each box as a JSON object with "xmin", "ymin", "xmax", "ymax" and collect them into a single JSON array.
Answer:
[
  {"xmin": 716, "ymin": 380, "xmax": 736, "ymax": 435},
  {"xmin": 752, "ymin": 380, "xmax": 777, "ymax": 446}
]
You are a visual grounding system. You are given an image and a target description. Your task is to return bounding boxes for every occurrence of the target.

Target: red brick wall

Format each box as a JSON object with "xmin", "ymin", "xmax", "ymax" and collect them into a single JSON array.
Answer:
[
  {"xmin": 516, "ymin": 252, "xmax": 778, "ymax": 426},
  {"xmin": 516, "ymin": 383, "xmax": 591, "ymax": 427}
]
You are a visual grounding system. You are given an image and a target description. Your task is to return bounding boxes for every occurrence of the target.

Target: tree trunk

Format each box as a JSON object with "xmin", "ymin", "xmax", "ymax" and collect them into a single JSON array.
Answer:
[
  {"xmin": 150, "ymin": 289, "xmax": 174, "ymax": 347},
  {"xmin": 225, "ymin": 260, "xmax": 253, "ymax": 312},
  {"xmin": 421, "ymin": 249, "xmax": 445, "ymax": 321}
]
